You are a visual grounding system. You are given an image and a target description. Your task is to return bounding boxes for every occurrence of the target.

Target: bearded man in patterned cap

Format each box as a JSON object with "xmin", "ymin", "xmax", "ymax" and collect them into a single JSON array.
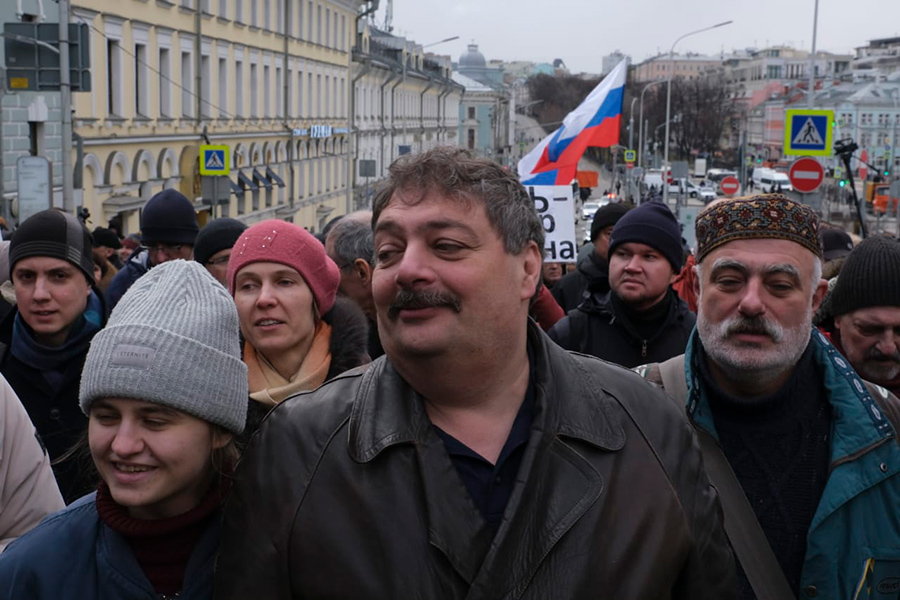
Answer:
[{"xmin": 638, "ymin": 194, "xmax": 900, "ymax": 600}]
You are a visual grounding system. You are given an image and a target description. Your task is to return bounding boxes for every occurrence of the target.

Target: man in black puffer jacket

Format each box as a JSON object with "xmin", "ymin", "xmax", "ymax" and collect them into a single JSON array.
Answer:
[
  {"xmin": 551, "ymin": 202, "xmax": 631, "ymax": 312},
  {"xmin": 550, "ymin": 202, "xmax": 695, "ymax": 368}
]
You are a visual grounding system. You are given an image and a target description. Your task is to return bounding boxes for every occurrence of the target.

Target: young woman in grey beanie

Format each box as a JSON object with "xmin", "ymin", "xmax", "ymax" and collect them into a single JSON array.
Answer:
[{"xmin": 0, "ymin": 260, "xmax": 248, "ymax": 600}]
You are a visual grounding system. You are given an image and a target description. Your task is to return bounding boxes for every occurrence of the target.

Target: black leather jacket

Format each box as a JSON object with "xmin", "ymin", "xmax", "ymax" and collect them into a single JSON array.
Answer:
[{"xmin": 215, "ymin": 322, "xmax": 737, "ymax": 600}]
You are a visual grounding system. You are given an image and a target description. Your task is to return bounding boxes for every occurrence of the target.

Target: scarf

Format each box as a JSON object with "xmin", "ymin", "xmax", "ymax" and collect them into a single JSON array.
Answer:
[
  {"xmin": 11, "ymin": 290, "xmax": 104, "ymax": 388},
  {"xmin": 245, "ymin": 321, "xmax": 333, "ymax": 406}
]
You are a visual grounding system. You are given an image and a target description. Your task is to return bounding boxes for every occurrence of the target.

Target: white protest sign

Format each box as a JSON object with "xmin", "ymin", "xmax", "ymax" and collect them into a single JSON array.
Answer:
[{"xmin": 529, "ymin": 185, "xmax": 576, "ymax": 263}]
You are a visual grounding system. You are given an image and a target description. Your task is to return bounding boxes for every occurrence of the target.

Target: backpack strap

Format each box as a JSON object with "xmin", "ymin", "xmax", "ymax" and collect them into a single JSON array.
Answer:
[{"xmin": 655, "ymin": 355, "xmax": 797, "ymax": 600}]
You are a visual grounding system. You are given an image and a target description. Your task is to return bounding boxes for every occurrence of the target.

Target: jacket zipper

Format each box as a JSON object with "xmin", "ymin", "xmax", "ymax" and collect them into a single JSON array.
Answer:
[
  {"xmin": 641, "ymin": 339, "xmax": 648, "ymax": 357},
  {"xmin": 829, "ymin": 436, "xmax": 893, "ymax": 474}
]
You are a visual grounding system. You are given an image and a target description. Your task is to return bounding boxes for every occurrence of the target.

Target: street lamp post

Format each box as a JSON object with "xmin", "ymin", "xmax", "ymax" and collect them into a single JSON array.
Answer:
[
  {"xmin": 638, "ymin": 79, "xmax": 665, "ymax": 169},
  {"xmin": 663, "ymin": 20, "xmax": 733, "ymax": 206},
  {"xmin": 628, "ymin": 98, "xmax": 637, "ymax": 151}
]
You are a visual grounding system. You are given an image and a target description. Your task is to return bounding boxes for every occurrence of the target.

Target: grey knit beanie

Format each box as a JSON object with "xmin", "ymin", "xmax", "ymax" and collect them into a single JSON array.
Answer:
[{"xmin": 80, "ymin": 260, "xmax": 247, "ymax": 433}]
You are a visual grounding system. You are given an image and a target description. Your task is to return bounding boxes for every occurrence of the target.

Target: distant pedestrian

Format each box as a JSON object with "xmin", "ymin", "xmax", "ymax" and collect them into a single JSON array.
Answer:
[{"xmin": 615, "ymin": 181, "xmax": 621, "ymax": 196}]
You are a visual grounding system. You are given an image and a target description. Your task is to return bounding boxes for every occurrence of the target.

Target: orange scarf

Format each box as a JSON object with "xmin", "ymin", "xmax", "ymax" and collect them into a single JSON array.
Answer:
[{"xmin": 244, "ymin": 321, "xmax": 333, "ymax": 406}]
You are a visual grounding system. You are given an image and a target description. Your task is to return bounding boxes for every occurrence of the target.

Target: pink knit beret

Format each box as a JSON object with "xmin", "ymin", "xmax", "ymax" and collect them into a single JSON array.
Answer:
[{"xmin": 227, "ymin": 220, "xmax": 340, "ymax": 314}]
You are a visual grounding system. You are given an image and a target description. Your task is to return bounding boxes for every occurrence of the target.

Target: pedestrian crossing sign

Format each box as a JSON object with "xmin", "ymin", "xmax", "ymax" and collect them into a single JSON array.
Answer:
[
  {"xmin": 199, "ymin": 145, "xmax": 230, "ymax": 176},
  {"xmin": 784, "ymin": 109, "xmax": 833, "ymax": 156}
]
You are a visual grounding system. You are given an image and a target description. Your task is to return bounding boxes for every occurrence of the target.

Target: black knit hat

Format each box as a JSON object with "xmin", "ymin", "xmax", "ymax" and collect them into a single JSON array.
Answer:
[
  {"xmin": 590, "ymin": 202, "xmax": 632, "ymax": 241},
  {"xmin": 608, "ymin": 201, "xmax": 683, "ymax": 272},
  {"xmin": 820, "ymin": 227, "xmax": 853, "ymax": 261},
  {"xmin": 194, "ymin": 218, "xmax": 248, "ymax": 265},
  {"xmin": 830, "ymin": 235, "xmax": 900, "ymax": 316},
  {"xmin": 9, "ymin": 209, "xmax": 94, "ymax": 283},
  {"xmin": 140, "ymin": 189, "xmax": 200, "ymax": 246},
  {"xmin": 92, "ymin": 227, "xmax": 121, "ymax": 250}
]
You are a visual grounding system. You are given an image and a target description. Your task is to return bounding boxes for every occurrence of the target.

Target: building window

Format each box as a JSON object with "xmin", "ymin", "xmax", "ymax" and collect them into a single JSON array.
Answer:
[
  {"xmin": 218, "ymin": 58, "xmax": 228, "ymax": 118},
  {"xmin": 250, "ymin": 63, "xmax": 259, "ymax": 117},
  {"xmin": 234, "ymin": 60, "xmax": 244, "ymax": 117},
  {"xmin": 324, "ymin": 75, "xmax": 329, "ymax": 117},
  {"xmin": 235, "ymin": 0, "xmax": 243, "ymax": 22},
  {"xmin": 297, "ymin": 0, "xmax": 303, "ymax": 38},
  {"xmin": 219, "ymin": 0, "xmax": 227, "ymax": 18},
  {"xmin": 264, "ymin": 0, "xmax": 270, "ymax": 29},
  {"xmin": 325, "ymin": 8, "xmax": 330, "ymax": 47},
  {"xmin": 307, "ymin": 1, "xmax": 313, "ymax": 40},
  {"xmin": 107, "ymin": 39, "xmax": 123, "ymax": 116},
  {"xmin": 181, "ymin": 51, "xmax": 193, "ymax": 117},
  {"xmin": 250, "ymin": 0, "xmax": 258, "ymax": 26},
  {"xmin": 201, "ymin": 55, "xmax": 212, "ymax": 118},
  {"xmin": 468, "ymin": 106, "xmax": 475, "ymax": 120},
  {"xmin": 297, "ymin": 70, "xmax": 303, "ymax": 116},
  {"xmin": 307, "ymin": 72, "xmax": 313, "ymax": 118},
  {"xmin": 263, "ymin": 64, "xmax": 271, "ymax": 117},
  {"xmin": 467, "ymin": 128, "xmax": 475, "ymax": 149},
  {"xmin": 135, "ymin": 43, "xmax": 148, "ymax": 116},
  {"xmin": 316, "ymin": 4, "xmax": 321, "ymax": 44},
  {"xmin": 276, "ymin": 65, "xmax": 283, "ymax": 117},
  {"xmin": 340, "ymin": 14, "xmax": 345, "ymax": 50},
  {"xmin": 316, "ymin": 73, "xmax": 321, "ymax": 117},
  {"xmin": 159, "ymin": 47, "xmax": 171, "ymax": 117}
]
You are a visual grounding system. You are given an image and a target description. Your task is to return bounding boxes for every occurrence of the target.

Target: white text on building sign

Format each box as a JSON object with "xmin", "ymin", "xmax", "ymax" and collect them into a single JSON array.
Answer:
[{"xmin": 311, "ymin": 125, "xmax": 333, "ymax": 139}]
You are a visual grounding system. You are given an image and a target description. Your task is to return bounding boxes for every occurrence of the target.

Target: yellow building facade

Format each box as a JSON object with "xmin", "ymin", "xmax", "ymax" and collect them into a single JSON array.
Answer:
[{"xmin": 71, "ymin": 0, "xmax": 363, "ymax": 234}]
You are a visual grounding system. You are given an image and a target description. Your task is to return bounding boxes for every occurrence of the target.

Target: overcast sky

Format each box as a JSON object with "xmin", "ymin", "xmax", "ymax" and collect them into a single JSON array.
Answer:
[{"xmin": 375, "ymin": 0, "xmax": 900, "ymax": 74}]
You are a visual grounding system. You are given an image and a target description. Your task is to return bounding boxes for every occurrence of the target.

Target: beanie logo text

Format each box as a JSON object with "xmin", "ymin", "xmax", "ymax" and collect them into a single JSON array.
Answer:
[{"xmin": 110, "ymin": 344, "xmax": 157, "ymax": 370}]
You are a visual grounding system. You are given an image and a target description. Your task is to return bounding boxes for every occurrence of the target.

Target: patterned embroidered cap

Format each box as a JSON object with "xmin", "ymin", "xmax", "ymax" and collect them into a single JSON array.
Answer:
[{"xmin": 695, "ymin": 193, "xmax": 822, "ymax": 262}]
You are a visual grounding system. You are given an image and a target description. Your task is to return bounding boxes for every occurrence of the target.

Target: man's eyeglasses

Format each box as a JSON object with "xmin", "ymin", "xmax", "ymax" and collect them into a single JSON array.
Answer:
[
  {"xmin": 145, "ymin": 243, "xmax": 184, "ymax": 257},
  {"xmin": 206, "ymin": 255, "xmax": 231, "ymax": 267}
]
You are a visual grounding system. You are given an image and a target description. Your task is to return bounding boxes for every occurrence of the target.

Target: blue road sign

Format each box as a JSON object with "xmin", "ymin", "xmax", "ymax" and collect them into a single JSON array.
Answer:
[
  {"xmin": 199, "ymin": 145, "xmax": 230, "ymax": 176},
  {"xmin": 784, "ymin": 110, "xmax": 833, "ymax": 156}
]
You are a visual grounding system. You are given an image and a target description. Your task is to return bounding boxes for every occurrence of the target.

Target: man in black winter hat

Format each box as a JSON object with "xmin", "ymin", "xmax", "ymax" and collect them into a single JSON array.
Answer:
[
  {"xmin": 105, "ymin": 189, "xmax": 199, "ymax": 308},
  {"xmin": 551, "ymin": 202, "xmax": 631, "ymax": 312},
  {"xmin": 549, "ymin": 202, "xmax": 694, "ymax": 367},
  {"xmin": 193, "ymin": 217, "xmax": 247, "ymax": 287},
  {"xmin": 830, "ymin": 235, "xmax": 900, "ymax": 397},
  {"xmin": 0, "ymin": 209, "xmax": 107, "ymax": 502},
  {"xmin": 92, "ymin": 227, "xmax": 124, "ymax": 270}
]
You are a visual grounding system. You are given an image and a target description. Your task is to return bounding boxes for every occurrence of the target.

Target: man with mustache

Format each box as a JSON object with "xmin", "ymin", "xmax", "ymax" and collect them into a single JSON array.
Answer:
[
  {"xmin": 829, "ymin": 235, "xmax": 900, "ymax": 398},
  {"xmin": 549, "ymin": 201, "xmax": 695, "ymax": 368},
  {"xmin": 639, "ymin": 194, "xmax": 900, "ymax": 600},
  {"xmin": 215, "ymin": 147, "xmax": 737, "ymax": 599}
]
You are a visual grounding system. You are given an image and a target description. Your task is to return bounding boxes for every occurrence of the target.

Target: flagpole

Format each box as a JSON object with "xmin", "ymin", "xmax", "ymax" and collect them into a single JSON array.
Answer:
[{"xmin": 663, "ymin": 20, "xmax": 733, "ymax": 207}]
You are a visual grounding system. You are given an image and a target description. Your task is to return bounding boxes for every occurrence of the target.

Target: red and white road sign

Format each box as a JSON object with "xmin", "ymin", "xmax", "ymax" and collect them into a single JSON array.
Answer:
[
  {"xmin": 788, "ymin": 157, "xmax": 825, "ymax": 193},
  {"xmin": 720, "ymin": 176, "xmax": 740, "ymax": 195}
]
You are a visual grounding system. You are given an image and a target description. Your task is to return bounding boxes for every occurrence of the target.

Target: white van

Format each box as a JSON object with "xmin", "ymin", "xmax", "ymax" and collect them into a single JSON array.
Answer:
[{"xmin": 752, "ymin": 168, "xmax": 793, "ymax": 193}]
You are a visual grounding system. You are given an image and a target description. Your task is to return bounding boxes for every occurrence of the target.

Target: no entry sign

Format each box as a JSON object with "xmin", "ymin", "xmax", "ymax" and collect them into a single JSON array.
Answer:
[
  {"xmin": 789, "ymin": 157, "xmax": 824, "ymax": 193},
  {"xmin": 720, "ymin": 176, "xmax": 740, "ymax": 195}
]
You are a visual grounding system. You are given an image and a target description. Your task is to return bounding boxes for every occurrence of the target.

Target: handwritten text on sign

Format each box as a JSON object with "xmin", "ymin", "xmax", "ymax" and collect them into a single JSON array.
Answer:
[{"xmin": 530, "ymin": 185, "xmax": 576, "ymax": 263}]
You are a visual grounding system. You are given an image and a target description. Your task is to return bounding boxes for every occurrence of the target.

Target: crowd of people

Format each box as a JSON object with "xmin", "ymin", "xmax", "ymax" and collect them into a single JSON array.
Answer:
[{"xmin": 0, "ymin": 146, "xmax": 895, "ymax": 599}]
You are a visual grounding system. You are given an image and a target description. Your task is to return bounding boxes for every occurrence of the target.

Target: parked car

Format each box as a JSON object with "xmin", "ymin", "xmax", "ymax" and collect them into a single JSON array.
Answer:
[
  {"xmin": 684, "ymin": 180, "xmax": 717, "ymax": 202},
  {"xmin": 582, "ymin": 201, "xmax": 601, "ymax": 221}
]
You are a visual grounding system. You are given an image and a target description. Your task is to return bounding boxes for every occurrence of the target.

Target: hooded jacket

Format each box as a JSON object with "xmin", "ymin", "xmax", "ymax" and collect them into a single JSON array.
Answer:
[
  {"xmin": 215, "ymin": 321, "xmax": 737, "ymax": 599},
  {"xmin": 640, "ymin": 329, "xmax": 900, "ymax": 600},
  {"xmin": 548, "ymin": 289, "xmax": 696, "ymax": 369},
  {"xmin": 550, "ymin": 250, "xmax": 609, "ymax": 313}
]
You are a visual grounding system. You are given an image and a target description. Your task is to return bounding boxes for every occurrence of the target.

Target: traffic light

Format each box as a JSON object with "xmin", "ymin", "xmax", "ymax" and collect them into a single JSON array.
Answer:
[
  {"xmin": 839, "ymin": 179, "xmax": 847, "ymax": 187},
  {"xmin": 756, "ymin": 156, "xmax": 762, "ymax": 164}
]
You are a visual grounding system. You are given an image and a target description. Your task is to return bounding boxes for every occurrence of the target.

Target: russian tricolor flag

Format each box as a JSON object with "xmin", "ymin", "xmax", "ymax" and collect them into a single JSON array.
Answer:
[{"xmin": 518, "ymin": 59, "xmax": 627, "ymax": 185}]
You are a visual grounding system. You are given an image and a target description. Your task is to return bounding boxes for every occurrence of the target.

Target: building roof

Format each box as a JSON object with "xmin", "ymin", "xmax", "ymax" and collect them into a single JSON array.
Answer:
[
  {"xmin": 451, "ymin": 71, "xmax": 492, "ymax": 92},
  {"xmin": 459, "ymin": 44, "xmax": 486, "ymax": 68}
]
